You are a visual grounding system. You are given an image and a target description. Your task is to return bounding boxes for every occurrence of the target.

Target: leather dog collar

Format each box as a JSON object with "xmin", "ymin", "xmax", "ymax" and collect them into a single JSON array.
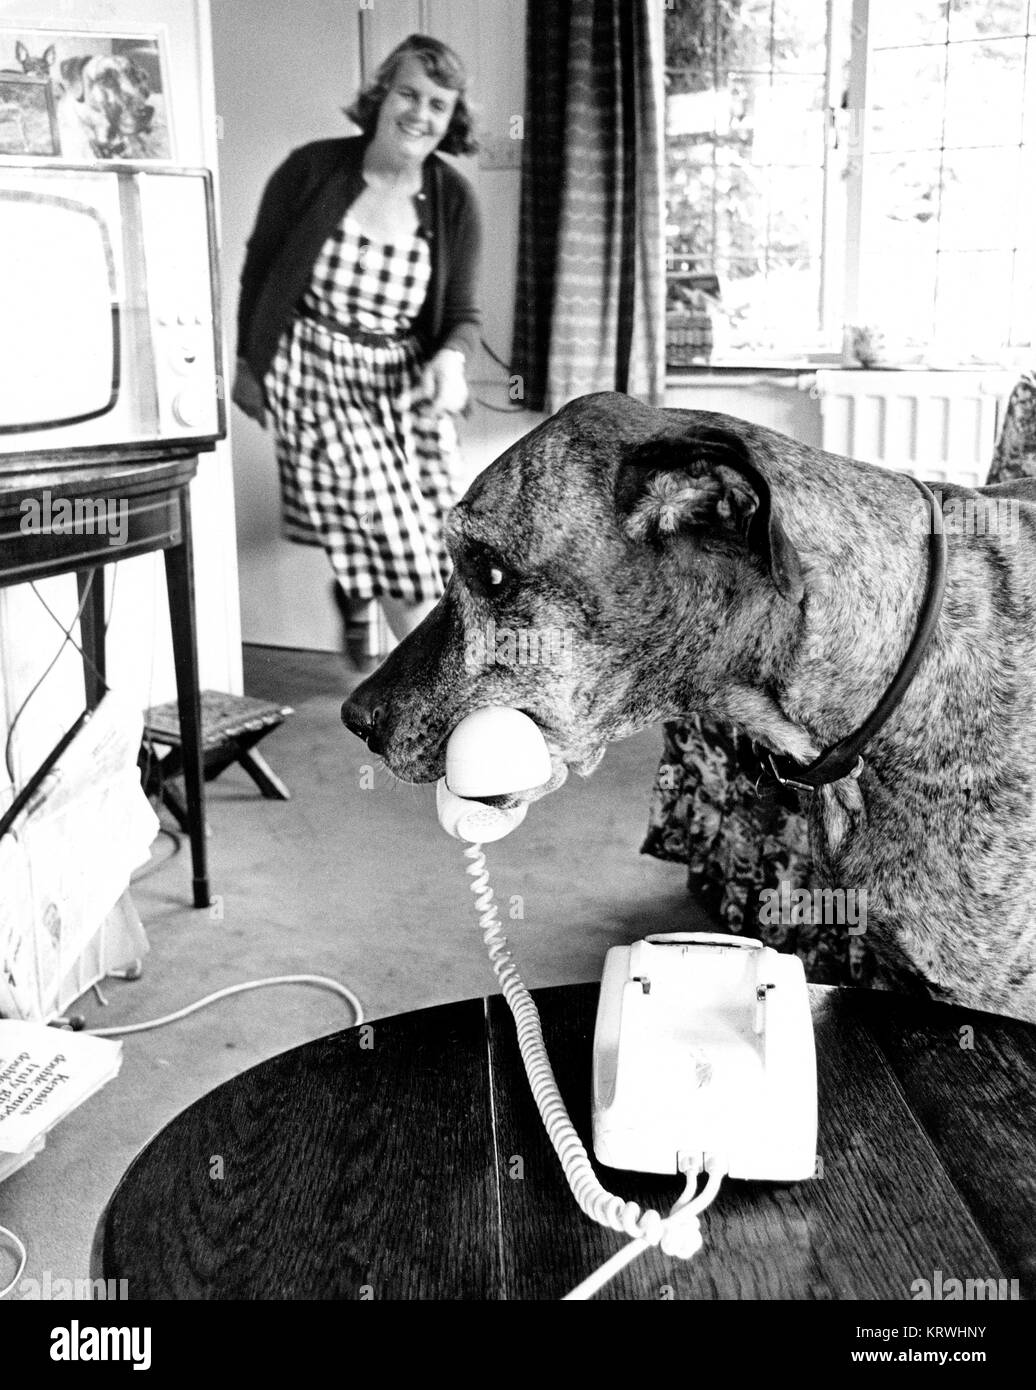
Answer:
[{"xmin": 767, "ymin": 473, "xmax": 948, "ymax": 792}]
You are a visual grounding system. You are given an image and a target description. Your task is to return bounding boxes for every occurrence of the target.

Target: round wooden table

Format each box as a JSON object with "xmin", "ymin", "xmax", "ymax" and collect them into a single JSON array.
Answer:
[{"xmin": 95, "ymin": 983, "xmax": 1036, "ymax": 1300}]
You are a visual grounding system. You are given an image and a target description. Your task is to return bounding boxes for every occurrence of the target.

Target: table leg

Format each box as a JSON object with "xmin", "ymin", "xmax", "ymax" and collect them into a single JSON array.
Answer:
[
  {"xmin": 75, "ymin": 567, "xmax": 107, "ymax": 711},
  {"xmin": 163, "ymin": 487, "xmax": 210, "ymax": 909}
]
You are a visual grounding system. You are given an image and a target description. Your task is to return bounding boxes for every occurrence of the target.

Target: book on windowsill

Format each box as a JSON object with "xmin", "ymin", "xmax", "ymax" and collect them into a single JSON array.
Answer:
[{"xmin": 0, "ymin": 1019, "xmax": 122, "ymax": 1171}]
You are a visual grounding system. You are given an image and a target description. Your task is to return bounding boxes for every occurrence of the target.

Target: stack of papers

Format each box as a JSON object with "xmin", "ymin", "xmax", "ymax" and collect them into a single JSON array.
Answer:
[
  {"xmin": 0, "ymin": 1019, "xmax": 122, "ymax": 1181},
  {"xmin": 0, "ymin": 692, "xmax": 158, "ymax": 1020}
]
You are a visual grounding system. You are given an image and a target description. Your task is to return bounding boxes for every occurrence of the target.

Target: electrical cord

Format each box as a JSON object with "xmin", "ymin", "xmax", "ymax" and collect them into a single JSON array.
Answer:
[
  {"xmin": 3, "ymin": 574, "xmax": 96, "ymax": 783},
  {"xmin": 473, "ymin": 336, "xmax": 530, "ymax": 414},
  {"xmin": 81, "ymin": 974, "xmax": 364, "ymax": 1036},
  {"xmin": 0, "ymin": 1224, "xmax": 27, "ymax": 1300},
  {"xmin": 473, "ymin": 396, "xmax": 529, "ymax": 414},
  {"xmin": 30, "ymin": 579, "xmax": 108, "ymax": 696},
  {"xmin": 462, "ymin": 841, "xmax": 726, "ymax": 1300},
  {"xmin": 479, "ymin": 336, "xmax": 511, "ymax": 372},
  {"xmin": 6, "ymin": 973, "xmax": 363, "ymax": 1298}
]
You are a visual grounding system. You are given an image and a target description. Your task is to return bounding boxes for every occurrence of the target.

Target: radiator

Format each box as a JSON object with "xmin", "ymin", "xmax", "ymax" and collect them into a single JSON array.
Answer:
[{"xmin": 814, "ymin": 370, "xmax": 1016, "ymax": 489}]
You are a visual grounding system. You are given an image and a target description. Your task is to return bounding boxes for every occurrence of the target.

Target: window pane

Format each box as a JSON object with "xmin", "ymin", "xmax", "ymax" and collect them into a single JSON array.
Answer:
[
  {"xmin": 667, "ymin": 157, "xmax": 717, "ymax": 266},
  {"xmin": 948, "ymin": 0, "xmax": 1030, "ymax": 41},
  {"xmin": 1018, "ymin": 145, "xmax": 1036, "ymax": 255},
  {"xmin": 728, "ymin": 0, "xmax": 774, "ymax": 70},
  {"xmin": 709, "ymin": 253, "xmax": 820, "ymax": 357},
  {"xmin": 868, "ymin": 47, "xmax": 947, "ymax": 152},
  {"xmin": 1024, "ymin": 35, "xmax": 1036, "ymax": 143},
  {"xmin": 940, "ymin": 147, "xmax": 1021, "ymax": 249},
  {"xmin": 944, "ymin": 37, "xmax": 1026, "ymax": 146},
  {"xmin": 667, "ymin": 87, "xmax": 726, "ymax": 136},
  {"xmin": 665, "ymin": 0, "xmax": 831, "ymax": 360},
  {"xmin": 769, "ymin": 167, "xmax": 825, "ymax": 262},
  {"xmin": 858, "ymin": 250, "xmax": 937, "ymax": 348},
  {"xmin": 934, "ymin": 251, "xmax": 1013, "ymax": 358},
  {"xmin": 748, "ymin": 73, "xmax": 827, "ymax": 165},
  {"xmin": 863, "ymin": 152, "xmax": 941, "ymax": 257},
  {"xmin": 715, "ymin": 162, "xmax": 768, "ymax": 265},
  {"xmin": 771, "ymin": 0, "xmax": 829, "ymax": 72},
  {"xmin": 1008, "ymin": 252, "xmax": 1036, "ymax": 345},
  {"xmin": 869, "ymin": 1, "xmax": 948, "ymax": 49}
]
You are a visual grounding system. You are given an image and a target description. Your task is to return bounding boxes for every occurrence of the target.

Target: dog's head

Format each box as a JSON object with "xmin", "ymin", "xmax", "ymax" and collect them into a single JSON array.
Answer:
[
  {"xmin": 61, "ymin": 55, "xmax": 154, "ymax": 155},
  {"xmin": 342, "ymin": 392, "xmax": 810, "ymax": 802}
]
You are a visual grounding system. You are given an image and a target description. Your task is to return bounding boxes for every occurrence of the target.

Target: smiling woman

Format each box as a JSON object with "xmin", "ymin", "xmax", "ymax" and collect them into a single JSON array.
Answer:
[{"xmin": 232, "ymin": 34, "xmax": 482, "ymax": 672}]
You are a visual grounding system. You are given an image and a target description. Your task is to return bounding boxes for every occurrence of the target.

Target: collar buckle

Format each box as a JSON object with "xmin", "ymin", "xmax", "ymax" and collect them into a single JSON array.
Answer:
[{"xmin": 767, "ymin": 751, "xmax": 864, "ymax": 792}]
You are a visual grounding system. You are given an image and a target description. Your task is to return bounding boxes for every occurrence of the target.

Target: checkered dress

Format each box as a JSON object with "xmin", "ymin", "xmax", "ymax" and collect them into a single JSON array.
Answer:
[{"xmin": 265, "ymin": 211, "xmax": 457, "ymax": 605}]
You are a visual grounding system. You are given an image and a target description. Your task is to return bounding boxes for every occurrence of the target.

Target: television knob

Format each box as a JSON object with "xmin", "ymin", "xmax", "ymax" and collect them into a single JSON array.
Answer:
[{"xmin": 172, "ymin": 390, "xmax": 201, "ymax": 427}]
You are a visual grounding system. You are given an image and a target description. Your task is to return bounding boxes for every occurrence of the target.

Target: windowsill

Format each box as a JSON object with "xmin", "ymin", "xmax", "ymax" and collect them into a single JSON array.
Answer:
[
  {"xmin": 666, "ymin": 361, "xmax": 1021, "ymax": 383},
  {"xmin": 667, "ymin": 362, "xmax": 815, "ymax": 376}
]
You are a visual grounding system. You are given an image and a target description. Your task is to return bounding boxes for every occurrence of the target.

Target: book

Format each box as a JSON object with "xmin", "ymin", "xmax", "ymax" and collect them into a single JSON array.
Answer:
[{"xmin": 0, "ymin": 1019, "xmax": 122, "ymax": 1159}]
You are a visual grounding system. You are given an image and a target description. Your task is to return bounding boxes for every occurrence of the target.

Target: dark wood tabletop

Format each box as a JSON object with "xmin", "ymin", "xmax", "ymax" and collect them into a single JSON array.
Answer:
[{"xmin": 96, "ymin": 982, "xmax": 1036, "ymax": 1301}]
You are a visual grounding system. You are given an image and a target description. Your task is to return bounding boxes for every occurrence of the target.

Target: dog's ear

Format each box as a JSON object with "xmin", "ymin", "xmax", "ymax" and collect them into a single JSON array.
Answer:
[
  {"xmin": 43, "ymin": 46, "xmax": 56, "ymax": 68},
  {"xmin": 615, "ymin": 425, "xmax": 805, "ymax": 603}
]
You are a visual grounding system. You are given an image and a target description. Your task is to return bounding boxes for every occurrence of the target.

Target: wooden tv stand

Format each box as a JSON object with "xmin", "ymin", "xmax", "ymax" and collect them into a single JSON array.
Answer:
[{"xmin": 0, "ymin": 448, "xmax": 211, "ymax": 908}]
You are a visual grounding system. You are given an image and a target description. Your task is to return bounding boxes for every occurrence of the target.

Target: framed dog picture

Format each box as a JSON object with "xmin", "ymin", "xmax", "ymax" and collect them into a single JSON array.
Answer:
[
  {"xmin": 0, "ymin": 28, "xmax": 174, "ymax": 163},
  {"xmin": 0, "ymin": 72, "xmax": 58, "ymax": 156}
]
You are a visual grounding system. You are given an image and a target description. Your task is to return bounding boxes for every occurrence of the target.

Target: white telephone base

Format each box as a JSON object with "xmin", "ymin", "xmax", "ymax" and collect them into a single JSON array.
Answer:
[{"xmin": 591, "ymin": 933, "xmax": 817, "ymax": 1181}]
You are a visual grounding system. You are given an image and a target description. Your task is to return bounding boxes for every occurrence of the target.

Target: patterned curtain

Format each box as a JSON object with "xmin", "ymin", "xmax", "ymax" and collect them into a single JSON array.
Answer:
[{"xmin": 512, "ymin": 0, "xmax": 666, "ymax": 415}]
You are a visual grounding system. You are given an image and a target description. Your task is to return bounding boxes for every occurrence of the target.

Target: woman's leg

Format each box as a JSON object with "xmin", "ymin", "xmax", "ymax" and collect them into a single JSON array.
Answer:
[
  {"xmin": 337, "ymin": 592, "xmax": 379, "ymax": 671},
  {"xmin": 380, "ymin": 595, "xmax": 438, "ymax": 642}
]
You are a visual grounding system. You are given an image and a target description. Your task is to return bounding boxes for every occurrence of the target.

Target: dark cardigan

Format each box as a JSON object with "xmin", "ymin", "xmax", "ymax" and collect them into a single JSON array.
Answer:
[{"xmin": 236, "ymin": 135, "xmax": 482, "ymax": 380}]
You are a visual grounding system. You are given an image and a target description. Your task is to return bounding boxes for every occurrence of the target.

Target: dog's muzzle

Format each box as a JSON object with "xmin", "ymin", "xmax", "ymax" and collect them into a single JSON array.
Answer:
[{"xmin": 341, "ymin": 691, "xmax": 385, "ymax": 755}]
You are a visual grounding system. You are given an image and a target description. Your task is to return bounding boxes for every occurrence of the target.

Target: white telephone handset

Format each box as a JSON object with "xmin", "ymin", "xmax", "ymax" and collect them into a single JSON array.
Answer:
[
  {"xmin": 435, "ymin": 706, "xmax": 553, "ymax": 842},
  {"xmin": 437, "ymin": 707, "xmax": 818, "ymax": 1298}
]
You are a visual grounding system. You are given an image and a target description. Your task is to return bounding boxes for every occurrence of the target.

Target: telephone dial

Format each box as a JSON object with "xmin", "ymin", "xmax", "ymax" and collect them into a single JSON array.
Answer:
[{"xmin": 436, "ymin": 706, "xmax": 817, "ymax": 1298}]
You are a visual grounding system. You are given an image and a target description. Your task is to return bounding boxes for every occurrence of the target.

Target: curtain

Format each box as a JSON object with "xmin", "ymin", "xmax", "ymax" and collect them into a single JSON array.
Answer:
[{"xmin": 512, "ymin": 0, "xmax": 666, "ymax": 415}]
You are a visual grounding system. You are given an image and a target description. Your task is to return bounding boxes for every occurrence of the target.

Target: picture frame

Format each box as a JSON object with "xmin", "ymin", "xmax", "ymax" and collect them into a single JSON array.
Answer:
[
  {"xmin": 0, "ymin": 72, "xmax": 58, "ymax": 157},
  {"xmin": 0, "ymin": 27, "xmax": 175, "ymax": 163}
]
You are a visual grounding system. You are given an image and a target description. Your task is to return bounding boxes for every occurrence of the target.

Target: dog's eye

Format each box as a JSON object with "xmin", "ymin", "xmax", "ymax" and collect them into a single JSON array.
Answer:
[{"xmin": 464, "ymin": 547, "xmax": 513, "ymax": 597}]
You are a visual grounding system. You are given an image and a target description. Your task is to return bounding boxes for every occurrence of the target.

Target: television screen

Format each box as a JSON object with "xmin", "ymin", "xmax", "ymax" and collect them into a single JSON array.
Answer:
[{"xmin": 0, "ymin": 192, "xmax": 117, "ymax": 433}]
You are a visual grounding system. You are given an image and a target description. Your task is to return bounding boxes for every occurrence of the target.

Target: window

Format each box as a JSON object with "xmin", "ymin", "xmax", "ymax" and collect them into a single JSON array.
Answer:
[{"xmin": 664, "ymin": 0, "xmax": 1036, "ymax": 368}]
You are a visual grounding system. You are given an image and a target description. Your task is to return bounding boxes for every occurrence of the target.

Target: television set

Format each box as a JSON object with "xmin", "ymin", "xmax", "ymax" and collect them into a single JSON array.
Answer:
[{"xmin": 0, "ymin": 161, "xmax": 225, "ymax": 466}]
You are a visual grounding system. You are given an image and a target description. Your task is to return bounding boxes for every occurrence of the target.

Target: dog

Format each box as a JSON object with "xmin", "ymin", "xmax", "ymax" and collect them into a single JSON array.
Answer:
[
  {"xmin": 57, "ymin": 54, "xmax": 154, "ymax": 159},
  {"xmin": 343, "ymin": 391, "xmax": 1036, "ymax": 1024}
]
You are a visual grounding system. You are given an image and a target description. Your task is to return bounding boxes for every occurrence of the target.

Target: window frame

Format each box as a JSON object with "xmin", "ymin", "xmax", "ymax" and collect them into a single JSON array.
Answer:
[{"xmin": 664, "ymin": 0, "xmax": 1034, "ymax": 370}]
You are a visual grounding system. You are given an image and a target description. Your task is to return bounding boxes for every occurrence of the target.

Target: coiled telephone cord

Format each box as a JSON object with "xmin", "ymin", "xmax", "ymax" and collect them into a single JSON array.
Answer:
[{"xmin": 463, "ymin": 842, "xmax": 725, "ymax": 1300}]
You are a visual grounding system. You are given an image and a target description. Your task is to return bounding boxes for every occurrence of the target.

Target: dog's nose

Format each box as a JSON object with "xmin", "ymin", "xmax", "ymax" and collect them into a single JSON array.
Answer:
[{"xmin": 341, "ymin": 692, "xmax": 385, "ymax": 748}]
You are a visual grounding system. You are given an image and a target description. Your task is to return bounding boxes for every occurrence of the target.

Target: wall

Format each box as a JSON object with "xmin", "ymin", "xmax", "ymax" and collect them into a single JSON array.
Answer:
[
  {"xmin": 216, "ymin": 0, "xmax": 529, "ymax": 650},
  {"xmin": 0, "ymin": 0, "xmax": 241, "ymax": 795},
  {"xmin": 665, "ymin": 374, "xmax": 823, "ymax": 445}
]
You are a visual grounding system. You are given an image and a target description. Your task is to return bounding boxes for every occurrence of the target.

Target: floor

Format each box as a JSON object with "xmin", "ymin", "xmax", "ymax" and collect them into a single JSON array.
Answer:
[{"xmin": 0, "ymin": 644, "xmax": 710, "ymax": 1296}]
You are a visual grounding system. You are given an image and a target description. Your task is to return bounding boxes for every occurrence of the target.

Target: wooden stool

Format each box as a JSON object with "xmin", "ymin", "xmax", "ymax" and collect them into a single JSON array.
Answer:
[{"xmin": 140, "ymin": 690, "xmax": 293, "ymax": 830}]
